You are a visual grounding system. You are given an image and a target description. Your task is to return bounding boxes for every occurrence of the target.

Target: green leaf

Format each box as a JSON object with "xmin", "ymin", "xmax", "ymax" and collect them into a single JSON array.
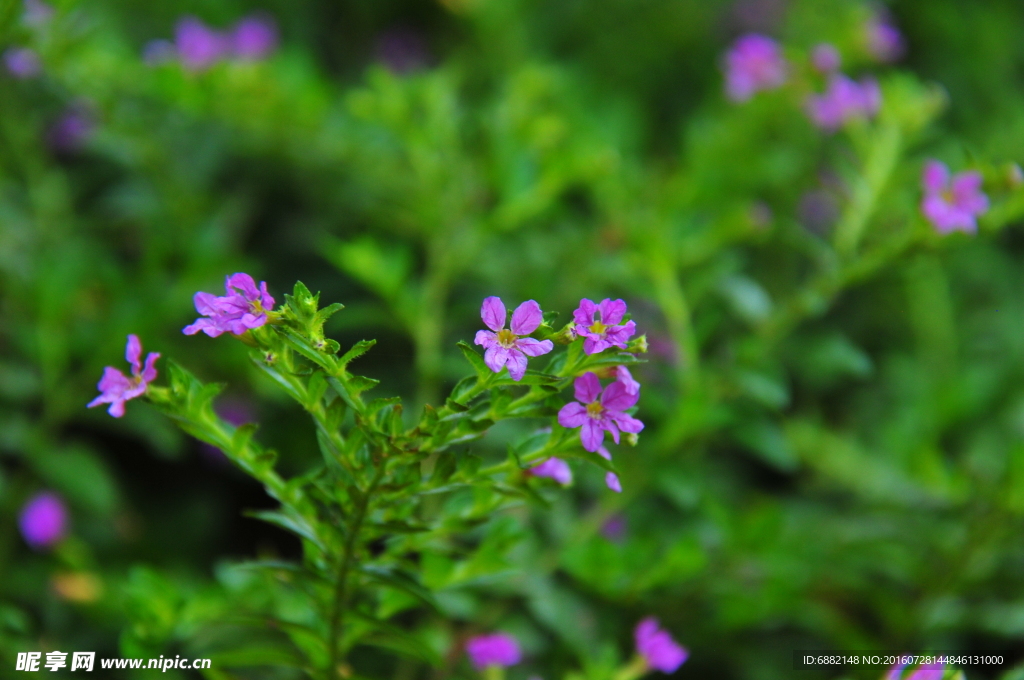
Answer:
[
  {"xmin": 457, "ymin": 341, "xmax": 492, "ymax": 380},
  {"xmin": 340, "ymin": 339, "xmax": 376, "ymax": 367},
  {"xmin": 246, "ymin": 509, "xmax": 324, "ymax": 551}
]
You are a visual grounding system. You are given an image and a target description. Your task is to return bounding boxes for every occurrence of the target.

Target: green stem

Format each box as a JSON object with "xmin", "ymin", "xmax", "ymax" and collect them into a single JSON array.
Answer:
[
  {"xmin": 612, "ymin": 655, "xmax": 649, "ymax": 680},
  {"xmin": 648, "ymin": 252, "xmax": 699, "ymax": 391},
  {"xmin": 327, "ymin": 464, "xmax": 386, "ymax": 679},
  {"xmin": 833, "ymin": 122, "xmax": 902, "ymax": 256}
]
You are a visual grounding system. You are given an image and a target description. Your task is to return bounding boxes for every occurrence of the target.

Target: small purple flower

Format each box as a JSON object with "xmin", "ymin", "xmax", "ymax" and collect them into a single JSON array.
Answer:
[
  {"xmin": 921, "ymin": 160, "xmax": 989, "ymax": 234},
  {"xmin": 596, "ymin": 446, "xmax": 622, "ymax": 492},
  {"xmin": 474, "ymin": 297, "xmax": 554, "ymax": 381},
  {"xmin": 23, "ymin": 0, "xmax": 53, "ymax": 26},
  {"xmin": 811, "ymin": 43, "xmax": 841, "ymax": 73},
  {"xmin": 143, "ymin": 39, "xmax": 177, "ymax": 66},
  {"xmin": 528, "ymin": 458, "xmax": 572, "ymax": 485},
  {"xmin": 465, "ymin": 633, "xmax": 521, "ymax": 670},
  {"xmin": 175, "ymin": 16, "xmax": 228, "ymax": 71},
  {"xmin": 573, "ymin": 298, "xmax": 636, "ymax": 355},
  {"xmin": 634, "ymin": 618, "xmax": 688, "ymax": 674},
  {"xmin": 230, "ymin": 14, "xmax": 278, "ymax": 60},
  {"xmin": 87, "ymin": 335, "xmax": 160, "ymax": 418},
  {"xmin": 724, "ymin": 34, "xmax": 788, "ymax": 102},
  {"xmin": 806, "ymin": 74, "xmax": 880, "ymax": 132},
  {"xmin": 866, "ymin": 11, "xmax": 904, "ymax": 63},
  {"xmin": 183, "ymin": 273, "xmax": 275, "ymax": 337},
  {"xmin": 19, "ymin": 492, "xmax": 67, "ymax": 549},
  {"xmin": 558, "ymin": 372, "xmax": 643, "ymax": 452},
  {"xmin": 47, "ymin": 108, "xmax": 93, "ymax": 153},
  {"xmin": 4, "ymin": 47, "xmax": 41, "ymax": 79}
]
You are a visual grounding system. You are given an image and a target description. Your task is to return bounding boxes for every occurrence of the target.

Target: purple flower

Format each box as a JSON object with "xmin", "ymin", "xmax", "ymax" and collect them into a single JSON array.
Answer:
[
  {"xmin": 19, "ymin": 492, "xmax": 67, "ymax": 549},
  {"xmin": 528, "ymin": 458, "xmax": 572, "ymax": 485},
  {"xmin": 806, "ymin": 74, "xmax": 880, "ymax": 132},
  {"xmin": 183, "ymin": 273, "xmax": 276, "ymax": 337},
  {"xmin": 175, "ymin": 16, "xmax": 228, "ymax": 71},
  {"xmin": 811, "ymin": 43, "xmax": 841, "ymax": 73},
  {"xmin": 634, "ymin": 618, "xmax": 688, "ymax": 674},
  {"xmin": 866, "ymin": 11, "xmax": 904, "ymax": 63},
  {"xmin": 143, "ymin": 39, "xmax": 177, "ymax": 66},
  {"xmin": 921, "ymin": 160, "xmax": 989, "ymax": 234},
  {"xmin": 87, "ymin": 335, "xmax": 160, "ymax": 418},
  {"xmin": 474, "ymin": 297, "xmax": 554, "ymax": 381},
  {"xmin": 47, "ymin": 108, "xmax": 93, "ymax": 154},
  {"xmin": 596, "ymin": 446, "xmax": 622, "ymax": 492},
  {"xmin": 465, "ymin": 633, "xmax": 521, "ymax": 670},
  {"xmin": 724, "ymin": 34, "xmax": 787, "ymax": 102},
  {"xmin": 230, "ymin": 14, "xmax": 278, "ymax": 60},
  {"xmin": 4, "ymin": 47, "xmax": 41, "ymax": 78},
  {"xmin": 573, "ymin": 298, "xmax": 636, "ymax": 355},
  {"xmin": 558, "ymin": 372, "xmax": 643, "ymax": 452},
  {"xmin": 23, "ymin": 0, "xmax": 53, "ymax": 26}
]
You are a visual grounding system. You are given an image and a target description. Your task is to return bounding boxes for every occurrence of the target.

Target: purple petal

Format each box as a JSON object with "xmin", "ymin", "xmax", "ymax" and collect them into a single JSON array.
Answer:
[
  {"xmin": 573, "ymin": 298, "xmax": 597, "ymax": 327},
  {"xmin": 580, "ymin": 419, "xmax": 605, "ymax": 452},
  {"xmin": 107, "ymin": 399, "xmax": 127, "ymax": 418},
  {"xmin": 601, "ymin": 381, "xmax": 639, "ymax": 412},
  {"xmin": 558, "ymin": 402, "xmax": 588, "ymax": 428},
  {"xmin": 605, "ymin": 472, "xmax": 622, "ymax": 492},
  {"xmin": 530, "ymin": 458, "xmax": 573, "ymax": 485},
  {"xmin": 615, "ymin": 366, "xmax": 641, "ymax": 395},
  {"xmin": 193, "ymin": 291, "xmax": 223, "ymax": 316},
  {"xmin": 515, "ymin": 337, "xmax": 553, "ymax": 357},
  {"xmin": 125, "ymin": 335, "xmax": 142, "ymax": 372},
  {"xmin": 226, "ymin": 272, "xmax": 259, "ymax": 299},
  {"xmin": 474, "ymin": 330, "xmax": 498, "ymax": 348},
  {"xmin": 95, "ymin": 366, "xmax": 131, "ymax": 394},
  {"xmin": 258, "ymin": 280, "xmax": 275, "ymax": 309},
  {"xmin": 183, "ymin": 318, "xmax": 225, "ymax": 337},
  {"xmin": 510, "ymin": 299, "xmax": 544, "ymax": 335},
  {"xmin": 596, "ymin": 446, "xmax": 612, "ymax": 461},
  {"xmin": 811, "ymin": 43, "xmax": 841, "ymax": 73},
  {"xmin": 480, "ymin": 296, "xmax": 506, "ymax": 332},
  {"xmin": 596, "ymin": 298, "xmax": 628, "ymax": 326},
  {"xmin": 505, "ymin": 349, "xmax": 528, "ymax": 381},
  {"xmin": 951, "ymin": 172, "xmax": 989, "ymax": 214},
  {"xmin": 483, "ymin": 346, "xmax": 509, "ymax": 374},
  {"xmin": 465, "ymin": 634, "xmax": 521, "ymax": 670},
  {"xmin": 141, "ymin": 352, "xmax": 160, "ymax": 383},
  {"xmin": 19, "ymin": 492, "xmax": 67, "ymax": 549},
  {"xmin": 574, "ymin": 372, "xmax": 602, "ymax": 404},
  {"xmin": 231, "ymin": 14, "xmax": 278, "ymax": 60},
  {"xmin": 608, "ymin": 411, "xmax": 644, "ymax": 434},
  {"xmin": 922, "ymin": 160, "xmax": 949, "ymax": 194},
  {"xmin": 582, "ymin": 336, "xmax": 610, "ymax": 355},
  {"xmin": 604, "ymin": 320, "xmax": 636, "ymax": 348}
]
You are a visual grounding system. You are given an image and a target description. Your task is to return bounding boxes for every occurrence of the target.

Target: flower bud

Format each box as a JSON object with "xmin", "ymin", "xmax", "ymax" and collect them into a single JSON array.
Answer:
[
  {"xmin": 627, "ymin": 334, "xmax": 648, "ymax": 354},
  {"xmin": 550, "ymin": 322, "xmax": 578, "ymax": 345},
  {"xmin": 625, "ymin": 432, "xmax": 639, "ymax": 447}
]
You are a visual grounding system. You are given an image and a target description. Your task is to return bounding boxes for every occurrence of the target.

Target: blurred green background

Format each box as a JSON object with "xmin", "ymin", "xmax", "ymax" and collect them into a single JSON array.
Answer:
[{"xmin": 3, "ymin": 0, "xmax": 1024, "ymax": 678}]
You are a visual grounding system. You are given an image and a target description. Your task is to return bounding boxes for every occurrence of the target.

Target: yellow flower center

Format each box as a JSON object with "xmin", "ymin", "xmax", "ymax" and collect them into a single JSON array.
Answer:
[
  {"xmin": 586, "ymin": 401, "xmax": 605, "ymax": 419},
  {"xmin": 497, "ymin": 328, "xmax": 517, "ymax": 347},
  {"xmin": 589, "ymin": 321, "xmax": 608, "ymax": 335}
]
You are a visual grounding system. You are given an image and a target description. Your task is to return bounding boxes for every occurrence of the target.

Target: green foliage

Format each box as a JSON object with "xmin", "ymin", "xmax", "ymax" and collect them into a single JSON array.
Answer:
[{"xmin": 3, "ymin": 0, "xmax": 1024, "ymax": 679}]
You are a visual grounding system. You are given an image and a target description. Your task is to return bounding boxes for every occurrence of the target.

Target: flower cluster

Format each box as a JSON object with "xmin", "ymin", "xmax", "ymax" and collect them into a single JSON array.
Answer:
[
  {"xmin": 19, "ymin": 492, "xmax": 67, "ymax": 550},
  {"xmin": 144, "ymin": 14, "xmax": 278, "ymax": 70},
  {"xmin": 920, "ymin": 159, "xmax": 989, "ymax": 234},
  {"xmin": 635, "ymin": 617, "xmax": 688, "ymax": 674},
  {"xmin": 87, "ymin": 335, "xmax": 160, "ymax": 418},
  {"xmin": 806, "ymin": 73, "xmax": 881, "ymax": 132},
  {"xmin": 723, "ymin": 34, "xmax": 788, "ymax": 102},
  {"xmin": 465, "ymin": 633, "xmax": 521, "ymax": 670},
  {"xmin": 183, "ymin": 273, "xmax": 276, "ymax": 337}
]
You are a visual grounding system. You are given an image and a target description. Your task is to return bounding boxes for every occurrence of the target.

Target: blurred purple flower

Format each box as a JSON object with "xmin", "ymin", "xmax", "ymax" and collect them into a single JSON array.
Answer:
[
  {"xmin": 724, "ymin": 34, "xmax": 787, "ymax": 102},
  {"xmin": 574, "ymin": 298, "xmax": 636, "ymax": 355},
  {"xmin": 23, "ymin": 0, "xmax": 53, "ymax": 26},
  {"xmin": 596, "ymin": 446, "xmax": 622, "ymax": 492},
  {"xmin": 558, "ymin": 372, "xmax": 643, "ymax": 452},
  {"xmin": 19, "ymin": 492, "xmax": 68, "ymax": 549},
  {"xmin": 806, "ymin": 74, "xmax": 880, "ymax": 131},
  {"xmin": 230, "ymin": 14, "xmax": 278, "ymax": 60},
  {"xmin": 798, "ymin": 189, "xmax": 840, "ymax": 235},
  {"xmin": 634, "ymin": 617, "xmax": 688, "ymax": 674},
  {"xmin": 4, "ymin": 47, "xmax": 41, "ymax": 78},
  {"xmin": 474, "ymin": 297, "xmax": 553, "ymax": 381},
  {"xmin": 465, "ymin": 633, "xmax": 521, "ymax": 670},
  {"xmin": 87, "ymin": 335, "xmax": 160, "ymax": 418},
  {"xmin": 143, "ymin": 39, "xmax": 177, "ymax": 66},
  {"xmin": 47, "ymin": 108, "xmax": 93, "ymax": 154},
  {"xmin": 375, "ymin": 27, "xmax": 429, "ymax": 74},
  {"xmin": 811, "ymin": 43, "xmax": 841, "ymax": 73},
  {"xmin": 907, "ymin": 663, "xmax": 946, "ymax": 680},
  {"xmin": 528, "ymin": 457, "xmax": 572, "ymax": 485},
  {"xmin": 921, "ymin": 160, "xmax": 989, "ymax": 234},
  {"xmin": 175, "ymin": 16, "xmax": 228, "ymax": 71},
  {"xmin": 601, "ymin": 513, "xmax": 627, "ymax": 542},
  {"xmin": 866, "ymin": 10, "xmax": 905, "ymax": 62},
  {"xmin": 183, "ymin": 273, "xmax": 275, "ymax": 337}
]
